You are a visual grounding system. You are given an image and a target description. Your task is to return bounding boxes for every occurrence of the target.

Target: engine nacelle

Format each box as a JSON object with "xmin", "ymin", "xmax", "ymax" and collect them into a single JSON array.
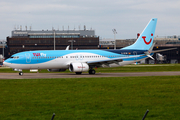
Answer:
[
  {"xmin": 47, "ymin": 69, "xmax": 66, "ymax": 72},
  {"xmin": 69, "ymin": 63, "xmax": 89, "ymax": 72}
]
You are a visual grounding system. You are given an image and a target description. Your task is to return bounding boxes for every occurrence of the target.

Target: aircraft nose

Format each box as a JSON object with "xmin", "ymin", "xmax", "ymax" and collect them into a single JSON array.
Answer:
[
  {"xmin": 3, "ymin": 59, "xmax": 10, "ymax": 66},
  {"xmin": 3, "ymin": 59, "xmax": 13, "ymax": 68},
  {"xmin": 3, "ymin": 61, "xmax": 7, "ymax": 66}
]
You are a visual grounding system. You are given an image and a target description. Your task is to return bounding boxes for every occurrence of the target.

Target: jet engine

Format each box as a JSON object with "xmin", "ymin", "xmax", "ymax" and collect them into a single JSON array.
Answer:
[
  {"xmin": 69, "ymin": 63, "xmax": 89, "ymax": 72},
  {"xmin": 47, "ymin": 69, "xmax": 66, "ymax": 72}
]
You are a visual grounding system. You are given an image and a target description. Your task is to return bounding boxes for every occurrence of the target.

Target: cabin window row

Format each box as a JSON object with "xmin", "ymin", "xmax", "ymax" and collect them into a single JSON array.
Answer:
[
  {"xmin": 32, "ymin": 55, "xmax": 129, "ymax": 59},
  {"xmin": 32, "ymin": 56, "xmax": 63, "ymax": 59}
]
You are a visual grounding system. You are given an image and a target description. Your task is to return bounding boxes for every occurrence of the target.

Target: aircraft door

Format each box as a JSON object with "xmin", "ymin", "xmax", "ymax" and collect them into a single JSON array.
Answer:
[
  {"xmin": 25, "ymin": 53, "xmax": 31, "ymax": 63},
  {"xmin": 133, "ymin": 51, "xmax": 137, "ymax": 60},
  {"xmin": 75, "ymin": 54, "xmax": 83, "ymax": 61}
]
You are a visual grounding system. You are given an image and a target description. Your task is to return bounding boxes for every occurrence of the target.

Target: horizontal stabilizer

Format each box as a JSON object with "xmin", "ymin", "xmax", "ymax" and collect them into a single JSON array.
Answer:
[
  {"xmin": 152, "ymin": 48, "xmax": 177, "ymax": 53},
  {"xmin": 147, "ymin": 55, "xmax": 154, "ymax": 60}
]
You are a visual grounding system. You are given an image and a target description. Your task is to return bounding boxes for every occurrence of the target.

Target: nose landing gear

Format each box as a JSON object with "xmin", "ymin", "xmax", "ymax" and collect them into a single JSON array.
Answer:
[{"xmin": 19, "ymin": 72, "xmax": 23, "ymax": 76}]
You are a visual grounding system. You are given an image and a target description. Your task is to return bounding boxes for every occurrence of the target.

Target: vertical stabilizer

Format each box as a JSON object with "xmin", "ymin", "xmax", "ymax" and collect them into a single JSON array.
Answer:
[{"xmin": 122, "ymin": 18, "xmax": 157, "ymax": 50}]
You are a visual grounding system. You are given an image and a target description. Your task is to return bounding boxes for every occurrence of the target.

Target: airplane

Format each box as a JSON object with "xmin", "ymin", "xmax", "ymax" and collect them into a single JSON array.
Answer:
[{"xmin": 3, "ymin": 18, "xmax": 176, "ymax": 76}]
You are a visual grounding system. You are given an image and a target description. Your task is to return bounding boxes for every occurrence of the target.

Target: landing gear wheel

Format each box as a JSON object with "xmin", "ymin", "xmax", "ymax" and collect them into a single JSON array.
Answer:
[
  {"xmin": 76, "ymin": 72, "xmax": 82, "ymax": 75},
  {"xmin": 89, "ymin": 69, "xmax": 96, "ymax": 74},
  {"xmin": 19, "ymin": 72, "xmax": 23, "ymax": 76},
  {"xmin": 91, "ymin": 70, "xmax": 96, "ymax": 74}
]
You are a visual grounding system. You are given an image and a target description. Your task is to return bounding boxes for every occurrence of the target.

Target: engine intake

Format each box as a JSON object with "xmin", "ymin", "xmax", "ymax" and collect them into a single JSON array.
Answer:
[{"xmin": 69, "ymin": 63, "xmax": 89, "ymax": 72}]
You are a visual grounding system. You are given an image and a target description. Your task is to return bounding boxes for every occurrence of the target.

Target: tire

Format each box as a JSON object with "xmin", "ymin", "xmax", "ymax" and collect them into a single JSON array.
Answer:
[
  {"xmin": 88, "ymin": 70, "xmax": 92, "ymax": 74},
  {"xmin": 91, "ymin": 70, "xmax": 96, "ymax": 74},
  {"xmin": 89, "ymin": 69, "xmax": 96, "ymax": 74},
  {"xmin": 19, "ymin": 72, "xmax": 23, "ymax": 76}
]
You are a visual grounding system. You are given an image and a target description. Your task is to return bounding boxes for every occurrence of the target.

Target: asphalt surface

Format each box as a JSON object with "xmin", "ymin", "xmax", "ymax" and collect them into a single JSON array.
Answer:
[{"xmin": 0, "ymin": 71, "xmax": 180, "ymax": 79}]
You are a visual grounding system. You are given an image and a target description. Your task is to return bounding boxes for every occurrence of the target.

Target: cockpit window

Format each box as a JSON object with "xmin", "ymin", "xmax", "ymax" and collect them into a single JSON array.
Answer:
[{"xmin": 10, "ymin": 56, "xmax": 19, "ymax": 59}]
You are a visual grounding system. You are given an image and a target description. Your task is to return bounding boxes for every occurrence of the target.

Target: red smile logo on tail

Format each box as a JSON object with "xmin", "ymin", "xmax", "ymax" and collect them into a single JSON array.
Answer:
[{"xmin": 142, "ymin": 33, "xmax": 153, "ymax": 45}]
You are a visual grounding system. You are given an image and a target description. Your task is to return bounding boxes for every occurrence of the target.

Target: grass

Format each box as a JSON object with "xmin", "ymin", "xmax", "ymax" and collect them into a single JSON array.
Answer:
[
  {"xmin": 0, "ymin": 76, "xmax": 180, "ymax": 120},
  {"xmin": 96, "ymin": 64, "xmax": 180, "ymax": 73},
  {"xmin": 1, "ymin": 64, "xmax": 180, "ymax": 73}
]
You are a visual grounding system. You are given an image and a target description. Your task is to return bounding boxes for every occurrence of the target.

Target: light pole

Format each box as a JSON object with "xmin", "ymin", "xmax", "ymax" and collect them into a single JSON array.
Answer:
[
  {"xmin": 54, "ymin": 30, "xmax": 56, "ymax": 50},
  {"xmin": 112, "ymin": 29, "xmax": 117, "ymax": 50},
  {"xmin": 2, "ymin": 41, "xmax": 4, "ymax": 60},
  {"xmin": 68, "ymin": 40, "xmax": 76, "ymax": 50}
]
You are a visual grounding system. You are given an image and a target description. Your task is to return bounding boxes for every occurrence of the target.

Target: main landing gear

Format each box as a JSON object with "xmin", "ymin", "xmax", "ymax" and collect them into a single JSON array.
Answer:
[
  {"xmin": 19, "ymin": 72, "xmax": 23, "ymax": 76},
  {"xmin": 75, "ymin": 69, "xmax": 96, "ymax": 75},
  {"xmin": 88, "ymin": 69, "xmax": 96, "ymax": 74}
]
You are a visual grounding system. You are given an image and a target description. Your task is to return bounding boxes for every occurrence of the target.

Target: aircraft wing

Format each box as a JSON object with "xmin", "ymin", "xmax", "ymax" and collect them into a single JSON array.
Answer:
[{"xmin": 87, "ymin": 58, "xmax": 123, "ymax": 67}]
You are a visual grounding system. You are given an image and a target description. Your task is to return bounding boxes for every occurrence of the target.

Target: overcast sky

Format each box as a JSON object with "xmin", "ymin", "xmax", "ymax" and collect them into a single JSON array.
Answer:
[{"xmin": 0, "ymin": 0, "xmax": 180, "ymax": 40}]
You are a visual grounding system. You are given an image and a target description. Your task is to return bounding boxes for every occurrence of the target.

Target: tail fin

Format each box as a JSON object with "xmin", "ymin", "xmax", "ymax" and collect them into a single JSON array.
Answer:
[{"xmin": 122, "ymin": 18, "xmax": 157, "ymax": 50}]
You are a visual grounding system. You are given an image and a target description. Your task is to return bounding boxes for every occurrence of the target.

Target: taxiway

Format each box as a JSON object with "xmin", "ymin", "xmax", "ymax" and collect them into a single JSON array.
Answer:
[{"xmin": 0, "ymin": 71, "xmax": 180, "ymax": 79}]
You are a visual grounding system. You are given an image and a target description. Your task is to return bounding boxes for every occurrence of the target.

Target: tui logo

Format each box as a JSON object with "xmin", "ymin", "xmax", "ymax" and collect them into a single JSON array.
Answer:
[
  {"xmin": 33, "ymin": 53, "xmax": 46, "ymax": 57},
  {"xmin": 142, "ymin": 33, "xmax": 153, "ymax": 45}
]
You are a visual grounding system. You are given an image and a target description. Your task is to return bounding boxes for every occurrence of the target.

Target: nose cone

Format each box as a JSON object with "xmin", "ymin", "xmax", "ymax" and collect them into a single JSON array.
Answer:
[
  {"xmin": 3, "ymin": 59, "xmax": 10, "ymax": 67},
  {"xmin": 3, "ymin": 60, "xmax": 7, "ymax": 66}
]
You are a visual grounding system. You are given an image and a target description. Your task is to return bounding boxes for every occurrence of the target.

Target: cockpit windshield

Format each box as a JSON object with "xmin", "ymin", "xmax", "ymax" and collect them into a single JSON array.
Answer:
[{"xmin": 10, "ymin": 56, "xmax": 19, "ymax": 59}]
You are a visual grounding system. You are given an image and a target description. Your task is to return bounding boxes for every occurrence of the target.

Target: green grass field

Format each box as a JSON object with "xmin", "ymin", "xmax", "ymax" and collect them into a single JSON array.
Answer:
[{"xmin": 0, "ymin": 76, "xmax": 180, "ymax": 120}]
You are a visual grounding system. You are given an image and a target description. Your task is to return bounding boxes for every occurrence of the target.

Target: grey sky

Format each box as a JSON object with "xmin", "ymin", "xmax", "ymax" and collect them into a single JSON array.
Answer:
[{"xmin": 0, "ymin": 0, "xmax": 180, "ymax": 40}]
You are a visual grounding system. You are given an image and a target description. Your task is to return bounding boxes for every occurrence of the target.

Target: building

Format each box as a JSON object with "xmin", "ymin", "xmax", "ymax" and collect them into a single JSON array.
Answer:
[
  {"xmin": 7, "ymin": 28, "xmax": 99, "ymax": 58},
  {"xmin": 0, "ymin": 41, "xmax": 7, "ymax": 60}
]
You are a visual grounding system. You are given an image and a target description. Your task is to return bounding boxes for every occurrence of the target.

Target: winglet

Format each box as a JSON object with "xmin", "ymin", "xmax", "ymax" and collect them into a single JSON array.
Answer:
[{"xmin": 65, "ymin": 45, "xmax": 70, "ymax": 50}]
